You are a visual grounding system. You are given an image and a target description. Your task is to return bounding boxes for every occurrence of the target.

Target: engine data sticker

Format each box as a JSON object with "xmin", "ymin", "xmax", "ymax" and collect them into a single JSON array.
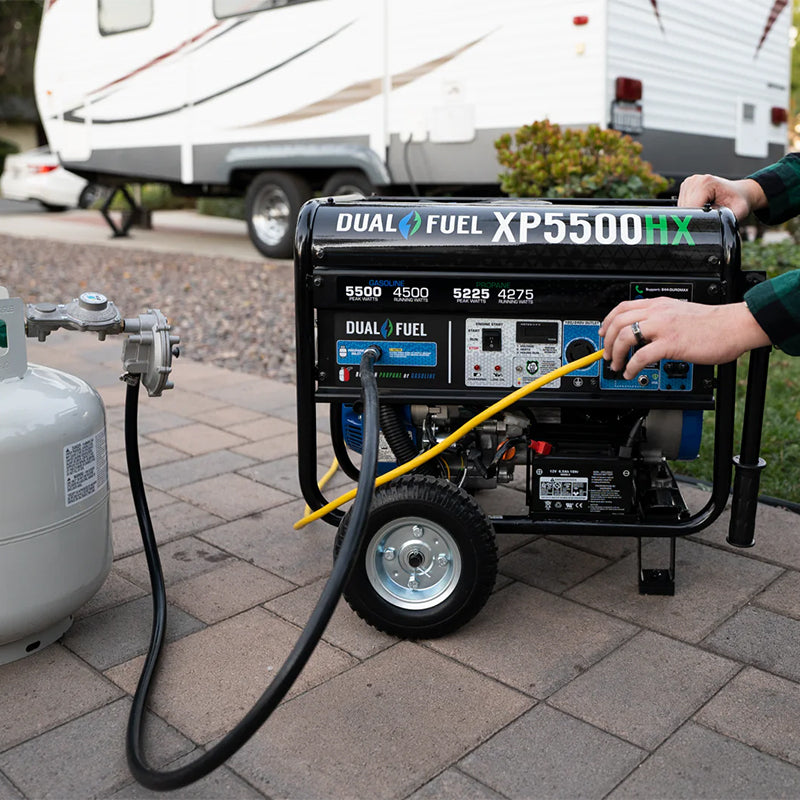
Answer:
[
  {"xmin": 465, "ymin": 318, "xmax": 562, "ymax": 388},
  {"xmin": 337, "ymin": 340, "xmax": 437, "ymax": 367},
  {"xmin": 64, "ymin": 429, "xmax": 108, "ymax": 507}
]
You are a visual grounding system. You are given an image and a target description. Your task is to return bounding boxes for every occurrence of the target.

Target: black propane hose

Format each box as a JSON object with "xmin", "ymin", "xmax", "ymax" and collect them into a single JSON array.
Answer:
[{"xmin": 124, "ymin": 345, "xmax": 383, "ymax": 791}]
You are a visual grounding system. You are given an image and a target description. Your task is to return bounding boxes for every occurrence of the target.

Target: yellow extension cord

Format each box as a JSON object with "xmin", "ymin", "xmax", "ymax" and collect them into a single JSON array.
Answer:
[{"xmin": 294, "ymin": 348, "xmax": 605, "ymax": 529}]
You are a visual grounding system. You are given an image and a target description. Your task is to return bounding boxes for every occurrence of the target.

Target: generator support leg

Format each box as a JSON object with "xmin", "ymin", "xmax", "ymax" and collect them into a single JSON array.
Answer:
[
  {"xmin": 728, "ymin": 346, "xmax": 770, "ymax": 548},
  {"xmin": 638, "ymin": 537, "xmax": 676, "ymax": 596}
]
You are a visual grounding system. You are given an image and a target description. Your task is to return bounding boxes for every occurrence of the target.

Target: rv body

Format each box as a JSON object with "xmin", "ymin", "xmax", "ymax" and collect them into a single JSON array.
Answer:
[{"xmin": 34, "ymin": 0, "xmax": 790, "ymax": 257}]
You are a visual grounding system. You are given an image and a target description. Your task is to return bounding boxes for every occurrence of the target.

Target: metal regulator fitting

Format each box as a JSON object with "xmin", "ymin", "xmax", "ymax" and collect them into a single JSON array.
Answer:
[{"xmin": 25, "ymin": 291, "xmax": 179, "ymax": 396}]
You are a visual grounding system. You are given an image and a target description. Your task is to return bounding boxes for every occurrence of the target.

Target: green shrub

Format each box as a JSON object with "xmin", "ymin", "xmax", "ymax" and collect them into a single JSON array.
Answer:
[
  {"xmin": 197, "ymin": 196, "xmax": 245, "ymax": 220},
  {"xmin": 741, "ymin": 239, "xmax": 800, "ymax": 279},
  {"xmin": 495, "ymin": 119, "xmax": 670, "ymax": 199},
  {"xmin": 139, "ymin": 183, "xmax": 194, "ymax": 210},
  {"xmin": 105, "ymin": 184, "xmax": 194, "ymax": 211}
]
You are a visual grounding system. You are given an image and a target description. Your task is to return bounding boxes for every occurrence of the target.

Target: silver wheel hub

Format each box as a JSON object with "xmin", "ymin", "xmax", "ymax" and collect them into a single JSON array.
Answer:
[
  {"xmin": 366, "ymin": 517, "xmax": 461, "ymax": 610},
  {"xmin": 251, "ymin": 185, "xmax": 290, "ymax": 246}
]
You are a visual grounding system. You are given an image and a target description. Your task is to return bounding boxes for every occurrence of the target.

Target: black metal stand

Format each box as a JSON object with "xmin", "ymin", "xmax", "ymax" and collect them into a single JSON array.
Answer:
[
  {"xmin": 100, "ymin": 186, "xmax": 152, "ymax": 238},
  {"xmin": 638, "ymin": 537, "xmax": 676, "ymax": 595}
]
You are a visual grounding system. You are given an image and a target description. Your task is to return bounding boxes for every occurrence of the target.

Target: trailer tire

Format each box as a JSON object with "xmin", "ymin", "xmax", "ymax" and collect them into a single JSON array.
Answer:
[
  {"xmin": 321, "ymin": 170, "xmax": 375, "ymax": 199},
  {"xmin": 78, "ymin": 183, "xmax": 106, "ymax": 209},
  {"xmin": 40, "ymin": 201, "xmax": 68, "ymax": 213},
  {"xmin": 245, "ymin": 171, "xmax": 310, "ymax": 259},
  {"xmin": 334, "ymin": 475, "xmax": 497, "ymax": 639}
]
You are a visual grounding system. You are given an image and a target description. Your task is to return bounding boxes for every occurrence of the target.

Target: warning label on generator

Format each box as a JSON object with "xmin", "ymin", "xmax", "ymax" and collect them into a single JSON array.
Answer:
[
  {"xmin": 337, "ymin": 339, "xmax": 437, "ymax": 367},
  {"xmin": 64, "ymin": 429, "xmax": 108, "ymax": 507},
  {"xmin": 530, "ymin": 459, "xmax": 635, "ymax": 517}
]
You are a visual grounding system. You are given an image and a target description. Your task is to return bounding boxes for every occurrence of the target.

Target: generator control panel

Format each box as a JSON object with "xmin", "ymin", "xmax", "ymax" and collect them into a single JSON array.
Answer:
[{"xmin": 299, "ymin": 198, "xmax": 739, "ymax": 410}]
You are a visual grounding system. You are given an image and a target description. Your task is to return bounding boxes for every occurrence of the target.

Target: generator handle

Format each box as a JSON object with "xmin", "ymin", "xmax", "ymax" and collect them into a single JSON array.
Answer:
[{"xmin": 727, "ymin": 345, "xmax": 771, "ymax": 547}]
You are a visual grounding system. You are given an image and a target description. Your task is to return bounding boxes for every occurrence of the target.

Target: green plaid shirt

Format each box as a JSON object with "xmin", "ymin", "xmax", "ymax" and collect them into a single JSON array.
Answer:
[
  {"xmin": 748, "ymin": 152, "xmax": 800, "ymax": 225},
  {"xmin": 743, "ymin": 153, "xmax": 800, "ymax": 355}
]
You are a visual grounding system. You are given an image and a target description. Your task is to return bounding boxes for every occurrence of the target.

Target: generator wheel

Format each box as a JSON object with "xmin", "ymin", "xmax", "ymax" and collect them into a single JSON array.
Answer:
[
  {"xmin": 245, "ymin": 171, "xmax": 310, "ymax": 259},
  {"xmin": 334, "ymin": 475, "xmax": 497, "ymax": 639}
]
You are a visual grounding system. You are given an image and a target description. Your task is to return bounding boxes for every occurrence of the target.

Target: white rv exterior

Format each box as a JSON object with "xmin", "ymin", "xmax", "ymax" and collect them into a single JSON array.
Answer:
[{"xmin": 34, "ymin": 0, "xmax": 791, "ymax": 257}]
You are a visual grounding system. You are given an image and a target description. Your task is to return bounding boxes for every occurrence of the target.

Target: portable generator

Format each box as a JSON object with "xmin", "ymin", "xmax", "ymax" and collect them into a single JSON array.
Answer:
[{"xmin": 294, "ymin": 196, "xmax": 771, "ymax": 639}]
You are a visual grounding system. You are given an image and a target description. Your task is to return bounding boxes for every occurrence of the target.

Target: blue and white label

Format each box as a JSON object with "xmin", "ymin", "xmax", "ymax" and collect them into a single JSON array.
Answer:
[{"xmin": 337, "ymin": 340, "xmax": 437, "ymax": 367}]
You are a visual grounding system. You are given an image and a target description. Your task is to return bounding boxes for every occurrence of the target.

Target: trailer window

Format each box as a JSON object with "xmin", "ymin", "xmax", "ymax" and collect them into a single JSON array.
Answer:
[
  {"xmin": 214, "ymin": 0, "xmax": 319, "ymax": 19},
  {"xmin": 98, "ymin": 0, "xmax": 153, "ymax": 35}
]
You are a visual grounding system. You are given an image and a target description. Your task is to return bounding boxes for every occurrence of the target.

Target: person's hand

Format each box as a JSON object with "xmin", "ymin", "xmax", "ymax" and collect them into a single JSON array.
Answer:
[
  {"xmin": 677, "ymin": 174, "xmax": 767, "ymax": 221},
  {"xmin": 598, "ymin": 297, "xmax": 771, "ymax": 379}
]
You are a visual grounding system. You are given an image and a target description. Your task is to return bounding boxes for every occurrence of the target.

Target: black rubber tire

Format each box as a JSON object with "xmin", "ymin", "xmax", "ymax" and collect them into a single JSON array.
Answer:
[
  {"xmin": 40, "ymin": 201, "xmax": 68, "ymax": 212},
  {"xmin": 244, "ymin": 171, "xmax": 310, "ymax": 259},
  {"xmin": 334, "ymin": 475, "xmax": 497, "ymax": 639},
  {"xmin": 78, "ymin": 183, "xmax": 105, "ymax": 209},
  {"xmin": 321, "ymin": 170, "xmax": 375, "ymax": 199}
]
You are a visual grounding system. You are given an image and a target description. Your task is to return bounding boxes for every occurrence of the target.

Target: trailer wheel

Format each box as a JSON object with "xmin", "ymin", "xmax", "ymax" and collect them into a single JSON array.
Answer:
[
  {"xmin": 334, "ymin": 475, "xmax": 497, "ymax": 639},
  {"xmin": 321, "ymin": 170, "xmax": 375, "ymax": 199},
  {"xmin": 245, "ymin": 171, "xmax": 310, "ymax": 259},
  {"xmin": 40, "ymin": 201, "xmax": 68, "ymax": 213},
  {"xmin": 78, "ymin": 183, "xmax": 106, "ymax": 209}
]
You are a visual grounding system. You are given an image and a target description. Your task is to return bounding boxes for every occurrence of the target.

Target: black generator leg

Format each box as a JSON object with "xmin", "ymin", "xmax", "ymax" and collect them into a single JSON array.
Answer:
[
  {"xmin": 728, "ymin": 345, "xmax": 771, "ymax": 548},
  {"xmin": 638, "ymin": 537, "xmax": 676, "ymax": 595}
]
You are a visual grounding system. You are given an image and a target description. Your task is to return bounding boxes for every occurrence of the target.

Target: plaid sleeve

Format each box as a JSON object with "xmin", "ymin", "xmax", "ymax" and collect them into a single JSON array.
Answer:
[
  {"xmin": 744, "ymin": 270, "xmax": 800, "ymax": 355},
  {"xmin": 747, "ymin": 152, "xmax": 800, "ymax": 225}
]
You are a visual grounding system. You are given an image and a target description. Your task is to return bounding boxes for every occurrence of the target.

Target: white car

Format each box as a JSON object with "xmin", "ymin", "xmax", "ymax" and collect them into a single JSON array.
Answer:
[{"xmin": 0, "ymin": 146, "xmax": 104, "ymax": 211}]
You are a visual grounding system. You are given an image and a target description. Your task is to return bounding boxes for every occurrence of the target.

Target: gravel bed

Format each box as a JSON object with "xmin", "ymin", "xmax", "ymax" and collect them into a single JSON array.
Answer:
[{"xmin": 1, "ymin": 234, "xmax": 297, "ymax": 382}]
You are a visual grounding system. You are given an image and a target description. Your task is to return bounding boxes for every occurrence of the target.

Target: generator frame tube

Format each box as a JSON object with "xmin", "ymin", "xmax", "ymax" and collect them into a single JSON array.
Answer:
[
  {"xmin": 727, "ymin": 344, "xmax": 771, "ymax": 548},
  {"xmin": 294, "ymin": 197, "xmax": 770, "ymax": 609}
]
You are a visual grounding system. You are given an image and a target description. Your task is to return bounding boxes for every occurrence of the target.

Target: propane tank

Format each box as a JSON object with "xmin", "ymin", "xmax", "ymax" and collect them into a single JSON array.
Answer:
[{"xmin": 0, "ymin": 291, "xmax": 111, "ymax": 664}]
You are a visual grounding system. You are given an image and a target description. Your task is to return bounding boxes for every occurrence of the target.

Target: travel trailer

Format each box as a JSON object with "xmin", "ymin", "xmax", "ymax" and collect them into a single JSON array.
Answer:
[{"xmin": 34, "ymin": 0, "xmax": 791, "ymax": 258}]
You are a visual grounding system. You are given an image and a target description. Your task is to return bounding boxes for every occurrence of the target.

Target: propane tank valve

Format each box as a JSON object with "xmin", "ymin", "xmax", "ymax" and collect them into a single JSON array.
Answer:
[{"xmin": 25, "ymin": 291, "xmax": 125, "ymax": 340}]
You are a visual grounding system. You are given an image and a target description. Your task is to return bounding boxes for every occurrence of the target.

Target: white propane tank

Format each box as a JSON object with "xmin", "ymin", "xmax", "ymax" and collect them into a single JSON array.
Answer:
[{"xmin": 0, "ymin": 292, "xmax": 111, "ymax": 664}]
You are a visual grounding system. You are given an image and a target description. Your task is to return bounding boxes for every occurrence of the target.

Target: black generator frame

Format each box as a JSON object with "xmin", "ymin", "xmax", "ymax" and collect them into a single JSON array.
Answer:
[{"xmin": 294, "ymin": 196, "xmax": 771, "ymax": 593}]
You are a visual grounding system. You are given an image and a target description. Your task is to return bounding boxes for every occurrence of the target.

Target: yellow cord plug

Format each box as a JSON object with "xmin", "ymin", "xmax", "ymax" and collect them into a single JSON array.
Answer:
[{"xmin": 294, "ymin": 348, "xmax": 605, "ymax": 529}]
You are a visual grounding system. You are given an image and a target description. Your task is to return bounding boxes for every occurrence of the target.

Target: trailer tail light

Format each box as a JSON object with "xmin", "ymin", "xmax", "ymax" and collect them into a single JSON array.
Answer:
[
  {"xmin": 573, "ymin": 15, "xmax": 589, "ymax": 25},
  {"xmin": 771, "ymin": 106, "xmax": 788, "ymax": 125},
  {"xmin": 615, "ymin": 77, "xmax": 643, "ymax": 103}
]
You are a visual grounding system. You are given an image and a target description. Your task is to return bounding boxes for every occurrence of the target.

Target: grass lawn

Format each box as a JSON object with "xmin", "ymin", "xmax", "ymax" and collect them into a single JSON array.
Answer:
[
  {"xmin": 673, "ymin": 351, "xmax": 800, "ymax": 504},
  {"xmin": 672, "ymin": 239, "xmax": 800, "ymax": 506}
]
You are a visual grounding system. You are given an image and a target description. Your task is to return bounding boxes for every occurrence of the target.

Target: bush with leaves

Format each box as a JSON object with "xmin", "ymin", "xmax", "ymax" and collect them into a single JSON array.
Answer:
[{"xmin": 495, "ymin": 119, "xmax": 670, "ymax": 199}]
